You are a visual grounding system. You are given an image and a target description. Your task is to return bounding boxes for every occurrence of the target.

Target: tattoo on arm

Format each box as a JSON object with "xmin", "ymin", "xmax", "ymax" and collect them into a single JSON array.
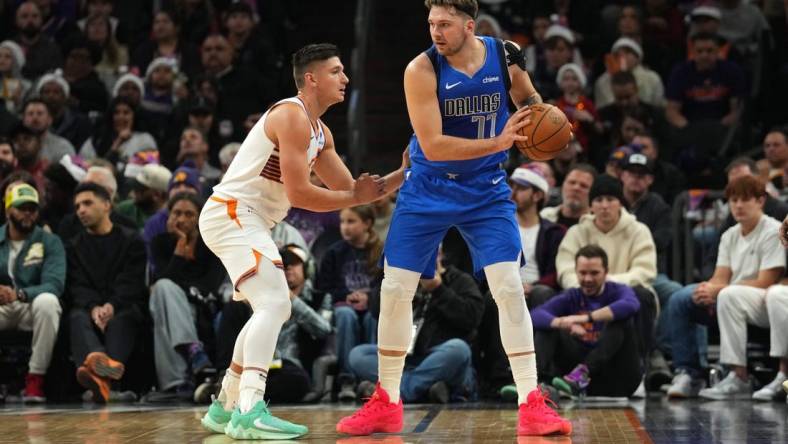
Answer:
[{"xmin": 520, "ymin": 93, "xmax": 542, "ymax": 108}]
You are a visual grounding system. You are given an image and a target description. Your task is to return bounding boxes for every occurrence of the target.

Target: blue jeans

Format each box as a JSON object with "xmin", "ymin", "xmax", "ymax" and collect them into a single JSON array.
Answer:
[
  {"xmin": 334, "ymin": 306, "xmax": 377, "ymax": 377},
  {"xmin": 653, "ymin": 273, "xmax": 683, "ymax": 352},
  {"xmin": 666, "ymin": 284, "xmax": 713, "ymax": 377},
  {"xmin": 348, "ymin": 338, "xmax": 477, "ymax": 403}
]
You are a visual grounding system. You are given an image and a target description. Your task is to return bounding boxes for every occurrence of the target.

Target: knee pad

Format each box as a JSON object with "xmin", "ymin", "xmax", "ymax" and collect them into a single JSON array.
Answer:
[
  {"xmin": 379, "ymin": 267, "xmax": 419, "ymax": 318},
  {"xmin": 491, "ymin": 277, "xmax": 526, "ymax": 325}
]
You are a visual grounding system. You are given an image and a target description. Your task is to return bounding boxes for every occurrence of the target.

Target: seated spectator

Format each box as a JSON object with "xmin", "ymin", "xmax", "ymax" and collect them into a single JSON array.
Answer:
[
  {"xmin": 547, "ymin": 139, "xmax": 580, "ymax": 187},
  {"xmin": 630, "ymin": 133, "xmax": 686, "ymax": 205},
  {"xmin": 10, "ymin": 122, "xmax": 48, "ymax": 193},
  {"xmin": 163, "ymin": 97, "xmax": 226, "ymax": 170},
  {"xmin": 80, "ymin": 97, "xmax": 158, "ymax": 173},
  {"xmin": 529, "ymin": 161, "xmax": 560, "ymax": 207},
  {"xmin": 757, "ymin": 127, "xmax": 788, "ymax": 192},
  {"xmin": 141, "ymin": 57, "xmax": 179, "ymax": 143},
  {"xmin": 554, "ymin": 63, "xmax": 602, "ymax": 154},
  {"xmin": 21, "ymin": 98, "xmax": 76, "ymax": 164},
  {"xmin": 721, "ymin": 158, "xmax": 788, "ymax": 237},
  {"xmin": 147, "ymin": 193, "xmax": 224, "ymax": 401},
  {"xmin": 596, "ymin": 71, "xmax": 671, "ymax": 162},
  {"xmin": 0, "ymin": 40, "xmax": 30, "ymax": 114},
  {"xmin": 315, "ymin": 205, "xmax": 383, "ymax": 401},
  {"xmin": 66, "ymin": 182, "xmax": 148, "ymax": 403},
  {"xmin": 532, "ymin": 25, "xmax": 581, "ymax": 102},
  {"xmin": 351, "ymin": 249, "xmax": 482, "ymax": 403},
  {"xmin": 639, "ymin": 1, "xmax": 683, "ymax": 78},
  {"xmin": 111, "ymin": 70, "xmax": 144, "ymax": 106},
  {"xmin": 687, "ymin": 6, "xmax": 744, "ymax": 65},
  {"xmin": 510, "ymin": 165, "xmax": 565, "ymax": 307},
  {"xmin": 605, "ymin": 145, "xmax": 634, "ymax": 180},
  {"xmin": 0, "ymin": 183, "xmax": 65, "ymax": 403},
  {"xmin": 665, "ymin": 32, "xmax": 748, "ymax": 129},
  {"xmin": 175, "ymin": 127, "xmax": 221, "ymax": 187},
  {"xmin": 83, "ymin": 13, "xmax": 129, "ymax": 93},
  {"xmin": 224, "ymin": 1, "xmax": 281, "ymax": 91},
  {"xmin": 666, "ymin": 175, "xmax": 784, "ymax": 399},
  {"xmin": 0, "ymin": 137, "xmax": 17, "ymax": 184},
  {"xmin": 131, "ymin": 9, "xmax": 200, "ymax": 80},
  {"xmin": 524, "ymin": 13, "xmax": 551, "ymax": 74},
  {"xmin": 40, "ymin": 154, "xmax": 86, "ymax": 230},
  {"xmin": 213, "ymin": 244, "xmax": 331, "ymax": 404},
  {"xmin": 595, "ymin": 38, "xmax": 666, "ymax": 109},
  {"xmin": 540, "ymin": 163, "xmax": 596, "ymax": 229},
  {"xmin": 61, "ymin": 35, "xmax": 109, "ymax": 116},
  {"xmin": 142, "ymin": 162, "xmax": 202, "ymax": 269},
  {"xmin": 199, "ymin": 34, "xmax": 270, "ymax": 142},
  {"xmin": 115, "ymin": 164, "xmax": 171, "ymax": 230},
  {"xmin": 13, "ymin": 2, "xmax": 63, "ymax": 80},
  {"xmin": 37, "ymin": 72, "xmax": 92, "ymax": 149},
  {"xmin": 533, "ymin": 245, "xmax": 642, "ymax": 397},
  {"xmin": 556, "ymin": 174, "xmax": 659, "ymax": 395},
  {"xmin": 36, "ymin": 0, "xmax": 80, "ymax": 43},
  {"xmin": 56, "ymin": 165, "xmax": 136, "ymax": 239},
  {"xmin": 77, "ymin": 0, "xmax": 122, "ymax": 41}
]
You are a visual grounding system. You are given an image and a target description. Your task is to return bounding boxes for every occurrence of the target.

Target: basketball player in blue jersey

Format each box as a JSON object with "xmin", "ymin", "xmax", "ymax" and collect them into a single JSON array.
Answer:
[{"xmin": 337, "ymin": 0, "xmax": 572, "ymax": 437}]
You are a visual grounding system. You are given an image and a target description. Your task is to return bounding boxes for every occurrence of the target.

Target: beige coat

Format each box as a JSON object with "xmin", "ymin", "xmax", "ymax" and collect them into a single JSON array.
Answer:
[{"xmin": 556, "ymin": 208, "xmax": 657, "ymax": 291}]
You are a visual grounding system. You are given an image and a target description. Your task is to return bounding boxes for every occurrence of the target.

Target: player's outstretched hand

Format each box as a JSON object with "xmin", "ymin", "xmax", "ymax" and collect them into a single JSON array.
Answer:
[
  {"xmin": 496, "ymin": 107, "xmax": 532, "ymax": 151},
  {"xmin": 353, "ymin": 173, "xmax": 386, "ymax": 204}
]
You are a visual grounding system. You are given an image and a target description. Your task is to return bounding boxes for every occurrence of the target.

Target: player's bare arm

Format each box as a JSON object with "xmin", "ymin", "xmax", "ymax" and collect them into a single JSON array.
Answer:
[
  {"xmin": 505, "ymin": 40, "xmax": 543, "ymax": 108},
  {"xmin": 404, "ymin": 54, "xmax": 532, "ymax": 162},
  {"xmin": 268, "ymin": 104, "xmax": 384, "ymax": 211},
  {"xmin": 314, "ymin": 121, "xmax": 406, "ymax": 198},
  {"xmin": 312, "ymin": 123, "xmax": 355, "ymax": 191}
]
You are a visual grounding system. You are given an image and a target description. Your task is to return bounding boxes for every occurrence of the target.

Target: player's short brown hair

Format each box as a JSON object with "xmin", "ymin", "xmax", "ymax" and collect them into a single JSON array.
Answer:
[
  {"xmin": 725, "ymin": 175, "xmax": 766, "ymax": 201},
  {"xmin": 424, "ymin": 0, "xmax": 478, "ymax": 19},
  {"xmin": 291, "ymin": 43, "xmax": 340, "ymax": 89}
]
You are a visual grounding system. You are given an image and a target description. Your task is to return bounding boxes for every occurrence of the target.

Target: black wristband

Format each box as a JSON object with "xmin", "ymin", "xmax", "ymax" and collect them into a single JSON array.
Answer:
[{"xmin": 587, "ymin": 312, "xmax": 593, "ymax": 323}]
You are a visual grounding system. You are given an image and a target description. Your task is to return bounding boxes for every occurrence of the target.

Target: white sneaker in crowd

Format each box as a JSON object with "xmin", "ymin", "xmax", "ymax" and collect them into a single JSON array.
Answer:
[
  {"xmin": 752, "ymin": 371, "xmax": 787, "ymax": 402},
  {"xmin": 667, "ymin": 370, "xmax": 706, "ymax": 399},
  {"xmin": 699, "ymin": 372, "xmax": 752, "ymax": 400}
]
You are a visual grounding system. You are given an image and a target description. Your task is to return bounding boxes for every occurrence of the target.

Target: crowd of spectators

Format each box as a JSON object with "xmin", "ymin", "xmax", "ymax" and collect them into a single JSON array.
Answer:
[{"xmin": 0, "ymin": 0, "xmax": 787, "ymax": 407}]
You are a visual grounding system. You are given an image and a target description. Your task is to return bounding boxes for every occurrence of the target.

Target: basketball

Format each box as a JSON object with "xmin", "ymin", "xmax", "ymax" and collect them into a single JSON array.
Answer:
[{"xmin": 515, "ymin": 104, "xmax": 572, "ymax": 161}]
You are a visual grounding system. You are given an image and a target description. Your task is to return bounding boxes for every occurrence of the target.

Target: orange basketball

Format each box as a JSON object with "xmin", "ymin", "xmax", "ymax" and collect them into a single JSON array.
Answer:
[{"xmin": 515, "ymin": 104, "xmax": 572, "ymax": 161}]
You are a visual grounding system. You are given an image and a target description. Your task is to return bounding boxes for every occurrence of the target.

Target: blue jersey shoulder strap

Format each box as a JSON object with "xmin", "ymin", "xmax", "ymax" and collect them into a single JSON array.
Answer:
[{"xmin": 424, "ymin": 38, "xmax": 512, "ymax": 94}]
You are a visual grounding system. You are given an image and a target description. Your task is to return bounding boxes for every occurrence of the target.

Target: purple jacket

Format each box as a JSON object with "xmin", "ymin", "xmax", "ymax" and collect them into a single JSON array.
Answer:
[{"xmin": 531, "ymin": 281, "xmax": 640, "ymax": 345}]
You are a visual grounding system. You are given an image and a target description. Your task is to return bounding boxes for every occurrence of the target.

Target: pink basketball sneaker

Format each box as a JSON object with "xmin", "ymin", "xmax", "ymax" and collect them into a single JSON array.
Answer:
[
  {"xmin": 336, "ymin": 382, "xmax": 404, "ymax": 435},
  {"xmin": 517, "ymin": 387, "xmax": 572, "ymax": 436}
]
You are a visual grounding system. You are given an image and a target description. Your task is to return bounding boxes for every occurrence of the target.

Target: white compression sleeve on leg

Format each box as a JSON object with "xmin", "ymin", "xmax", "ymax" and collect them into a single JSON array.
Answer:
[
  {"xmin": 485, "ymin": 261, "xmax": 538, "ymax": 404},
  {"xmin": 237, "ymin": 258, "xmax": 293, "ymax": 412},
  {"xmin": 377, "ymin": 263, "xmax": 421, "ymax": 402}
]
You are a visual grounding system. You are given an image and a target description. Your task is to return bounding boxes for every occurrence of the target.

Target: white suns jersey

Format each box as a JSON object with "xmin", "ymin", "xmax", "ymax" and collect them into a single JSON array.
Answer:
[{"xmin": 212, "ymin": 97, "xmax": 326, "ymax": 226}]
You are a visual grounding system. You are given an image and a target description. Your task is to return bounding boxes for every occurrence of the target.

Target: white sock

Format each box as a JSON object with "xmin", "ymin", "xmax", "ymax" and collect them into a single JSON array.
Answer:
[
  {"xmin": 217, "ymin": 369, "xmax": 240, "ymax": 411},
  {"xmin": 238, "ymin": 369, "xmax": 268, "ymax": 413},
  {"xmin": 379, "ymin": 353, "xmax": 406, "ymax": 403},
  {"xmin": 509, "ymin": 353, "xmax": 538, "ymax": 405}
]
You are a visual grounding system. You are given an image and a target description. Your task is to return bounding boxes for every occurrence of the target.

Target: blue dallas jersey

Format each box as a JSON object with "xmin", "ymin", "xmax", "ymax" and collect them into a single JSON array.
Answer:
[{"xmin": 409, "ymin": 36, "xmax": 511, "ymax": 174}]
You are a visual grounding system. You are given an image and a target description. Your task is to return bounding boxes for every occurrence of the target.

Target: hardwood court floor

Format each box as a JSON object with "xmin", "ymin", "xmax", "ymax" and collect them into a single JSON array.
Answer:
[{"xmin": 1, "ymin": 397, "xmax": 786, "ymax": 443}]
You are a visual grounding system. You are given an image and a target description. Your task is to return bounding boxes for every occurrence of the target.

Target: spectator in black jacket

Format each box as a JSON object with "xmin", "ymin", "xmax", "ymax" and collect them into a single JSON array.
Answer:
[
  {"xmin": 66, "ymin": 182, "xmax": 148, "ymax": 403},
  {"xmin": 620, "ymin": 152, "xmax": 682, "ymax": 387},
  {"xmin": 147, "ymin": 193, "xmax": 224, "ymax": 401},
  {"xmin": 199, "ymin": 34, "xmax": 271, "ymax": 142},
  {"xmin": 13, "ymin": 2, "xmax": 63, "ymax": 80},
  {"xmin": 349, "ymin": 250, "xmax": 483, "ymax": 403},
  {"xmin": 631, "ymin": 133, "xmax": 686, "ymax": 205},
  {"xmin": 314, "ymin": 205, "xmax": 383, "ymax": 400}
]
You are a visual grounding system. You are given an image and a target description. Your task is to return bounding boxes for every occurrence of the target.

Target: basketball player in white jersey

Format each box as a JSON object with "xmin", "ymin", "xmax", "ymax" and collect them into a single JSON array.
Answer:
[{"xmin": 199, "ymin": 43, "xmax": 405, "ymax": 440}]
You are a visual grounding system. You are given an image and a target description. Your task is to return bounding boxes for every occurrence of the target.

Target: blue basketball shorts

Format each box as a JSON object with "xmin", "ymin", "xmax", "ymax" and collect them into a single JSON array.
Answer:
[{"xmin": 383, "ymin": 166, "xmax": 522, "ymax": 279}]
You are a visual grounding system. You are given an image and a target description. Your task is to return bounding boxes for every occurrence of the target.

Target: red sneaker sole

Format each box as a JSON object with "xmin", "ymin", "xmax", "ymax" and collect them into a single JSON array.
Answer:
[
  {"xmin": 336, "ymin": 421, "xmax": 403, "ymax": 435},
  {"xmin": 518, "ymin": 421, "xmax": 573, "ymax": 436}
]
